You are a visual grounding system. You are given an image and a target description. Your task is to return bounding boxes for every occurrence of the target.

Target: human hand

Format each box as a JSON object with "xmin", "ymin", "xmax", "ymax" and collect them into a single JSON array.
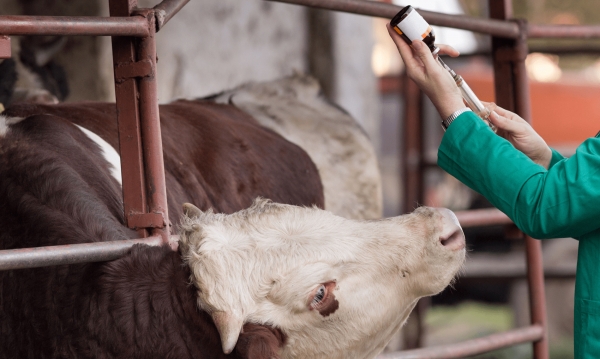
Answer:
[
  {"xmin": 386, "ymin": 23, "xmax": 464, "ymax": 119},
  {"xmin": 484, "ymin": 102, "xmax": 553, "ymax": 169}
]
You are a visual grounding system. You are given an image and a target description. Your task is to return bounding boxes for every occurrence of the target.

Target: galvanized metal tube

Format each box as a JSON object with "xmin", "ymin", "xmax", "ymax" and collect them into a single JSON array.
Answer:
[
  {"xmin": 0, "ymin": 15, "xmax": 149, "ymax": 37},
  {"xmin": 153, "ymin": 0, "xmax": 190, "ymax": 31},
  {"xmin": 454, "ymin": 208, "xmax": 512, "ymax": 228},
  {"xmin": 137, "ymin": 14, "xmax": 171, "ymax": 244},
  {"xmin": 0, "ymin": 237, "xmax": 163, "ymax": 271},
  {"xmin": 377, "ymin": 325, "xmax": 544, "ymax": 359},
  {"xmin": 266, "ymin": 0, "xmax": 520, "ymax": 38}
]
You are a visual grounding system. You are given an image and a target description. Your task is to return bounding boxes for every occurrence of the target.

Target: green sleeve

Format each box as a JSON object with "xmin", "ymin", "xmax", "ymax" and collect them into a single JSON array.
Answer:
[
  {"xmin": 548, "ymin": 148, "xmax": 564, "ymax": 169},
  {"xmin": 438, "ymin": 112, "xmax": 600, "ymax": 239}
]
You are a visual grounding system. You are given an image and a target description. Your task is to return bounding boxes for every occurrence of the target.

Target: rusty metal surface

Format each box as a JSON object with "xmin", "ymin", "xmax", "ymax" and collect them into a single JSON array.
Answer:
[
  {"xmin": 0, "ymin": 36, "xmax": 10, "ymax": 59},
  {"xmin": 136, "ymin": 12, "xmax": 171, "ymax": 243},
  {"xmin": 268, "ymin": 0, "xmax": 600, "ymax": 39},
  {"xmin": 401, "ymin": 74, "xmax": 423, "ymax": 215},
  {"xmin": 529, "ymin": 24, "xmax": 600, "ymax": 38},
  {"xmin": 266, "ymin": 0, "xmax": 521, "ymax": 38},
  {"xmin": 0, "ymin": 15, "xmax": 149, "ymax": 37},
  {"xmin": 114, "ymin": 59, "xmax": 153, "ymax": 80},
  {"xmin": 490, "ymin": 2, "xmax": 549, "ymax": 358},
  {"xmin": 0, "ymin": 237, "xmax": 163, "ymax": 271},
  {"xmin": 525, "ymin": 235, "xmax": 550, "ymax": 358},
  {"xmin": 454, "ymin": 208, "xmax": 512, "ymax": 228},
  {"xmin": 128, "ymin": 212, "xmax": 166, "ymax": 229},
  {"xmin": 110, "ymin": 0, "xmax": 148, "ymax": 238},
  {"xmin": 153, "ymin": 0, "xmax": 190, "ymax": 31},
  {"xmin": 377, "ymin": 325, "xmax": 544, "ymax": 359}
]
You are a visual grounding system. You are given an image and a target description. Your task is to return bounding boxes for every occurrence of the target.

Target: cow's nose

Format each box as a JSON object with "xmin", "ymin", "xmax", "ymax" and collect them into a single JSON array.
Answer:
[{"xmin": 437, "ymin": 208, "xmax": 465, "ymax": 251}]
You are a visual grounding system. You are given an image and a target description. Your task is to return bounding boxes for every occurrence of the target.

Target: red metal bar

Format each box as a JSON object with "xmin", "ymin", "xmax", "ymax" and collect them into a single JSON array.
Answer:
[
  {"xmin": 454, "ymin": 208, "xmax": 512, "ymax": 228},
  {"xmin": 268, "ymin": 0, "xmax": 600, "ymax": 40},
  {"xmin": 401, "ymin": 73, "xmax": 423, "ymax": 214},
  {"xmin": 525, "ymin": 234, "xmax": 550, "ymax": 358},
  {"xmin": 153, "ymin": 0, "xmax": 190, "ymax": 31},
  {"xmin": 0, "ymin": 236, "xmax": 163, "ymax": 271},
  {"xmin": 110, "ymin": 0, "xmax": 149, "ymax": 238},
  {"xmin": 0, "ymin": 36, "xmax": 10, "ymax": 59},
  {"xmin": 0, "ymin": 15, "xmax": 149, "ymax": 37},
  {"xmin": 488, "ymin": 1, "xmax": 549, "ymax": 357},
  {"xmin": 377, "ymin": 325, "xmax": 544, "ymax": 359},
  {"xmin": 135, "ymin": 10, "xmax": 171, "ymax": 244},
  {"xmin": 266, "ymin": 0, "xmax": 520, "ymax": 38},
  {"xmin": 528, "ymin": 24, "xmax": 600, "ymax": 38}
]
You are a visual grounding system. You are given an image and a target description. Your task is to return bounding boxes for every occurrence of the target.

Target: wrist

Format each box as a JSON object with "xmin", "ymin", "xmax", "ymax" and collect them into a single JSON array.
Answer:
[{"xmin": 442, "ymin": 107, "xmax": 472, "ymax": 131}]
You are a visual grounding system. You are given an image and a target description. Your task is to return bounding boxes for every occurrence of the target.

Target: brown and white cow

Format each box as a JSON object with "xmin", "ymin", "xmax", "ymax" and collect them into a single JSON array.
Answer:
[{"xmin": 0, "ymin": 76, "xmax": 464, "ymax": 359}]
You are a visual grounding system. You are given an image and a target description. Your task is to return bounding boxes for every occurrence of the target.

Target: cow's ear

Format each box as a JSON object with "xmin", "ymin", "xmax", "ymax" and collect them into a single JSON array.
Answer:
[
  {"xmin": 235, "ymin": 323, "xmax": 285, "ymax": 359},
  {"xmin": 183, "ymin": 202, "xmax": 203, "ymax": 218},
  {"xmin": 212, "ymin": 311, "xmax": 244, "ymax": 354}
]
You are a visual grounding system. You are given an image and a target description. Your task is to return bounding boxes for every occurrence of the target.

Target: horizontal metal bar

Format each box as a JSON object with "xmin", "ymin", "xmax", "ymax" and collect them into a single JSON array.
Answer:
[
  {"xmin": 377, "ymin": 325, "xmax": 544, "ymax": 359},
  {"xmin": 454, "ymin": 208, "xmax": 512, "ymax": 228},
  {"xmin": 153, "ymin": 0, "xmax": 190, "ymax": 31},
  {"xmin": 266, "ymin": 0, "xmax": 520, "ymax": 38},
  {"xmin": 528, "ymin": 24, "xmax": 600, "ymax": 39},
  {"xmin": 461, "ymin": 252, "xmax": 576, "ymax": 280},
  {"xmin": 267, "ymin": 0, "xmax": 600, "ymax": 40},
  {"xmin": 0, "ymin": 237, "xmax": 164, "ymax": 271},
  {"xmin": 0, "ymin": 15, "xmax": 149, "ymax": 36}
]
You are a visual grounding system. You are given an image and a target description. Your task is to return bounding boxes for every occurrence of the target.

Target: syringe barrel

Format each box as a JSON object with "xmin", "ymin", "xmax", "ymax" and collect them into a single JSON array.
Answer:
[{"xmin": 457, "ymin": 80, "xmax": 488, "ymax": 119}]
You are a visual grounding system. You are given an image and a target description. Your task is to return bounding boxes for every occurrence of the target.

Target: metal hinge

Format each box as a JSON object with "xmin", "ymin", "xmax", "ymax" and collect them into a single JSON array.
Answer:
[{"xmin": 114, "ymin": 59, "xmax": 154, "ymax": 81}]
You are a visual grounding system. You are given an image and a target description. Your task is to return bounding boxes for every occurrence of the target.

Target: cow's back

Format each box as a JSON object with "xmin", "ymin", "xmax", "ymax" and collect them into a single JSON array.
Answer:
[{"xmin": 4, "ymin": 100, "xmax": 324, "ymax": 225}]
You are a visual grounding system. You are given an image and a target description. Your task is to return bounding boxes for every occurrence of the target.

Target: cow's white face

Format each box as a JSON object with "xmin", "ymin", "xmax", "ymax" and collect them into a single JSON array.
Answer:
[{"xmin": 179, "ymin": 198, "xmax": 465, "ymax": 359}]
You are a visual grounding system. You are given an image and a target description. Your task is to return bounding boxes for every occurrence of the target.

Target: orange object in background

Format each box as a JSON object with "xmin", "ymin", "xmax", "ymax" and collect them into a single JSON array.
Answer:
[{"xmin": 462, "ymin": 69, "xmax": 600, "ymax": 150}]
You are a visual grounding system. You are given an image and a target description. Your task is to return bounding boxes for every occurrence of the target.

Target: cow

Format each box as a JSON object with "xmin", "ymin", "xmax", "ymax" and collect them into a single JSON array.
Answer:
[{"xmin": 0, "ymin": 76, "xmax": 465, "ymax": 358}]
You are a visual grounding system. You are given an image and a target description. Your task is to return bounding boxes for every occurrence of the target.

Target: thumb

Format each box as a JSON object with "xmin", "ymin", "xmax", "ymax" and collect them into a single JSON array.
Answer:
[{"xmin": 411, "ymin": 40, "xmax": 438, "ymax": 70}]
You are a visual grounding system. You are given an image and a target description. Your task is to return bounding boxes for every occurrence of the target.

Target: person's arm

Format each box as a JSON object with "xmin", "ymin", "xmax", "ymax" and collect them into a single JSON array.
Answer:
[{"xmin": 439, "ymin": 112, "xmax": 600, "ymax": 239}]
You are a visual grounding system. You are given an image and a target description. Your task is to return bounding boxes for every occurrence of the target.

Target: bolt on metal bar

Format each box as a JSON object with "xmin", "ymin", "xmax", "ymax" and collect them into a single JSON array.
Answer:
[
  {"xmin": 0, "ymin": 15, "xmax": 149, "ymax": 36},
  {"xmin": 377, "ymin": 325, "xmax": 544, "ymax": 359},
  {"xmin": 153, "ymin": 0, "xmax": 190, "ymax": 31},
  {"xmin": 0, "ymin": 237, "xmax": 164, "ymax": 271}
]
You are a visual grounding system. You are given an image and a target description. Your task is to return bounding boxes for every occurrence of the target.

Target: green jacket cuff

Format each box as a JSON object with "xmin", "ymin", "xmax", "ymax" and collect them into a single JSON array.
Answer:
[{"xmin": 548, "ymin": 148, "xmax": 565, "ymax": 169}]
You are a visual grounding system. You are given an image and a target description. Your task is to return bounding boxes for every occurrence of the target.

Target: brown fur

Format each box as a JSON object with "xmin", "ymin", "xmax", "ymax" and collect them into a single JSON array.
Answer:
[{"xmin": 0, "ymin": 100, "xmax": 322, "ymax": 358}]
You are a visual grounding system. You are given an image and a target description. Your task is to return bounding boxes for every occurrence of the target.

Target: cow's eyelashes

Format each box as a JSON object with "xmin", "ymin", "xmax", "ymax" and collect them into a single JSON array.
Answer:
[{"xmin": 311, "ymin": 285, "xmax": 326, "ymax": 307}]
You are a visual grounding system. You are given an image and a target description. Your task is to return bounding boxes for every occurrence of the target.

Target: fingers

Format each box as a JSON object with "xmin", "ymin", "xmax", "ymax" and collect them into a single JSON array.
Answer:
[
  {"xmin": 488, "ymin": 110, "xmax": 523, "ymax": 134},
  {"xmin": 437, "ymin": 44, "xmax": 460, "ymax": 57},
  {"xmin": 386, "ymin": 24, "xmax": 422, "ymax": 72},
  {"xmin": 411, "ymin": 40, "xmax": 439, "ymax": 71}
]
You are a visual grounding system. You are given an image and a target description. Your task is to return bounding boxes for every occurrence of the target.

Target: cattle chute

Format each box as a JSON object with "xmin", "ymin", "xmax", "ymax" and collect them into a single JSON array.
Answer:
[{"xmin": 0, "ymin": 0, "xmax": 597, "ymax": 358}]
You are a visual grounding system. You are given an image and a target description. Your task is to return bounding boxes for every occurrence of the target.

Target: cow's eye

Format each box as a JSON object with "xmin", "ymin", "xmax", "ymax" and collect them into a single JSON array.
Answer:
[
  {"xmin": 310, "ymin": 285, "xmax": 326, "ymax": 309},
  {"xmin": 311, "ymin": 285, "xmax": 325, "ymax": 306}
]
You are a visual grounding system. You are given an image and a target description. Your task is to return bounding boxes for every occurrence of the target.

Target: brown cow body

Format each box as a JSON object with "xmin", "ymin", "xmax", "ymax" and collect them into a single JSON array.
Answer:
[{"xmin": 0, "ymin": 100, "xmax": 322, "ymax": 359}]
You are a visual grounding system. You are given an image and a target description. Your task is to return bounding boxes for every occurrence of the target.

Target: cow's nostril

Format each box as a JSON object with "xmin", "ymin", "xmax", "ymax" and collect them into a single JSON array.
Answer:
[{"xmin": 440, "ymin": 228, "xmax": 465, "ymax": 251}]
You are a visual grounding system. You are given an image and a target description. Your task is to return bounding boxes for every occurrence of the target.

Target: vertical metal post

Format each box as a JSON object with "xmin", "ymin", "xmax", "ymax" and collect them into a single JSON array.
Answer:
[
  {"xmin": 401, "ymin": 72, "xmax": 424, "ymax": 214},
  {"xmin": 400, "ymin": 71, "xmax": 426, "ymax": 349},
  {"xmin": 489, "ymin": 1, "xmax": 549, "ymax": 358},
  {"xmin": 136, "ymin": 12, "xmax": 170, "ymax": 242},
  {"xmin": 109, "ymin": 0, "xmax": 148, "ymax": 238}
]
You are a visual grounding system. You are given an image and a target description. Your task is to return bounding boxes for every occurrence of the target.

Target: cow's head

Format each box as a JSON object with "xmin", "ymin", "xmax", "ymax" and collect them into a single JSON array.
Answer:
[{"xmin": 179, "ymin": 198, "xmax": 465, "ymax": 359}]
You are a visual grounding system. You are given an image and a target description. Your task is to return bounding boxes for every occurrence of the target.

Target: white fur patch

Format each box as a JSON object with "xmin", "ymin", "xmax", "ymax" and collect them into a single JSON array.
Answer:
[
  {"xmin": 0, "ymin": 115, "xmax": 24, "ymax": 137},
  {"xmin": 75, "ymin": 125, "xmax": 122, "ymax": 186}
]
